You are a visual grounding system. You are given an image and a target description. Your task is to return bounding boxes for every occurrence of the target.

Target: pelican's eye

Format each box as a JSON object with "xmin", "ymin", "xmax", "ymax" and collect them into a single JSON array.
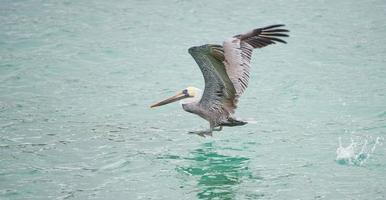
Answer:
[{"xmin": 182, "ymin": 89, "xmax": 189, "ymax": 96}]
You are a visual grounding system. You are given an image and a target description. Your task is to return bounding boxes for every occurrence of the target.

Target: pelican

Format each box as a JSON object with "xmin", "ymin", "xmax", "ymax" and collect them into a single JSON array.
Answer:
[{"xmin": 151, "ymin": 24, "xmax": 289, "ymax": 136}]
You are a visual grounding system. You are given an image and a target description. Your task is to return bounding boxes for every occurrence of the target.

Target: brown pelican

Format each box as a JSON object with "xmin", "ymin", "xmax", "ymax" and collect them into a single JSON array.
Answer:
[{"xmin": 151, "ymin": 24, "xmax": 289, "ymax": 136}]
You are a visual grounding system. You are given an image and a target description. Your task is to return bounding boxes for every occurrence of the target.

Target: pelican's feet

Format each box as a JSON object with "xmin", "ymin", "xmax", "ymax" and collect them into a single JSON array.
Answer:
[
  {"xmin": 188, "ymin": 130, "xmax": 213, "ymax": 137},
  {"xmin": 213, "ymin": 126, "xmax": 223, "ymax": 132}
]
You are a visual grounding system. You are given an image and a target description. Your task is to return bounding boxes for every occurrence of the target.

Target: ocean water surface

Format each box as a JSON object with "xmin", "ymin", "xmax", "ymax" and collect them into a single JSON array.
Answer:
[{"xmin": 1, "ymin": 0, "xmax": 386, "ymax": 199}]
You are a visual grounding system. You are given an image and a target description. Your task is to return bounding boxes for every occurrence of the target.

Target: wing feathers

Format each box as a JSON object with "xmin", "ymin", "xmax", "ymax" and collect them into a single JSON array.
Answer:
[
  {"xmin": 224, "ymin": 24, "xmax": 289, "ymax": 97},
  {"xmin": 189, "ymin": 45, "xmax": 237, "ymax": 115}
]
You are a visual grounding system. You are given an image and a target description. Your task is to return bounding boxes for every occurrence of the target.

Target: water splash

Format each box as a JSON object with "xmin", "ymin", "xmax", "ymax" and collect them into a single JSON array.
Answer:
[{"xmin": 336, "ymin": 136, "xmax": 382, "ymax": 166}]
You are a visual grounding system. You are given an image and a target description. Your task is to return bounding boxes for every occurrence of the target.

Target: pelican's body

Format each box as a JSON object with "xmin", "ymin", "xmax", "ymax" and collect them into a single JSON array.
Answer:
[{"xmin": 151, "ymin": 24, "xmax": 289, "ymax": 136}]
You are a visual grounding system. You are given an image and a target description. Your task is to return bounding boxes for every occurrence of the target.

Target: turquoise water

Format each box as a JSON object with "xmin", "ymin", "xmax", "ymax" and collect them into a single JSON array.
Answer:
[{"xmin": 1, "ymin": 0, "xmax": 386, "ymax": 199}]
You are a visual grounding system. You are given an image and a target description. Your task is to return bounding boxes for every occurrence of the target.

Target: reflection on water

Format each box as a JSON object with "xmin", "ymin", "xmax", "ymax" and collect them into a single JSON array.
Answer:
[{"xmin": 178, "ymin": 142, "xmax": 256, "ymax": 200}]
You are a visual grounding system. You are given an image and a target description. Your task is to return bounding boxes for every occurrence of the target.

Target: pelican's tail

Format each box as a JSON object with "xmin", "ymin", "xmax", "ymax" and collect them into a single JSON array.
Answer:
[{"xmin": 220, "ymin": 117, "xmax": 248, "ymax": 127}]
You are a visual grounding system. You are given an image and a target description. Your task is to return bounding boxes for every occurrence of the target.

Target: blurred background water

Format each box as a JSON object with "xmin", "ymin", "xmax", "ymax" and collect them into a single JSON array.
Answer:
[{"xmin": 1, "ymin": 0, "xmax": 386, "ymax": 199}]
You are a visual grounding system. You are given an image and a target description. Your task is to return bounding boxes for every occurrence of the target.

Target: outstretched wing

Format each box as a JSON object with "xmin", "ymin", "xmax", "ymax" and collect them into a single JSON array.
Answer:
[
  {"xmin": 188, "ymin": 45, "xmax": 237, "ymax": 115},
  {"xmin": 188, "ymin": 25, "xmax": 289, "ymax": 115},
  {"xmin": 223, "ymin": 24, "xmax": 289, "ymax": 100}
]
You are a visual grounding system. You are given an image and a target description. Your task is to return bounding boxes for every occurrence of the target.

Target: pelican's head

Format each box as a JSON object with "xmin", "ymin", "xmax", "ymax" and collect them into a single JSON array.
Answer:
[{"xmin": 150, "ymin": 86, "xmax": 202, "ymax": 108}]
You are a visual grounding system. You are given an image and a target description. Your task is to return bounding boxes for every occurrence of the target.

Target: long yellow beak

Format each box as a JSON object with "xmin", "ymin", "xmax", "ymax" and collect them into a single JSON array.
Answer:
[{"xmin": 150, "ymin": 92, "xmax": 188, "ymax": 108}]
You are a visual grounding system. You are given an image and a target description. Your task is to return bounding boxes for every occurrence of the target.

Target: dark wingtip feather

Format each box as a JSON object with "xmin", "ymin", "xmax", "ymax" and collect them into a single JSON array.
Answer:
[
  {"xmin": 263, "ymin": 29, "xmax": 289, "ymax": 33},
  {"xmin": 240, "ymin": 24, "xmax": 289, "ymax": 48},
  {"xmin": 261, "ymin": 33, "xmax": 289, "ymax": 37},
  {"xmin": 261, "ymin": 24, "xmax": 285, "ymax": 30},
  {"xmin": 260, "ymin": 36, "xmax": 287, "ymax": 44}
]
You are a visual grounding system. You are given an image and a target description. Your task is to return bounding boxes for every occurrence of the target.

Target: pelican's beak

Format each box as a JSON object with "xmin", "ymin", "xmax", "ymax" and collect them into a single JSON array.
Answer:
[{"xmin": 150, "ymin": 91, "xmax": 188, "ymax": 108}]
